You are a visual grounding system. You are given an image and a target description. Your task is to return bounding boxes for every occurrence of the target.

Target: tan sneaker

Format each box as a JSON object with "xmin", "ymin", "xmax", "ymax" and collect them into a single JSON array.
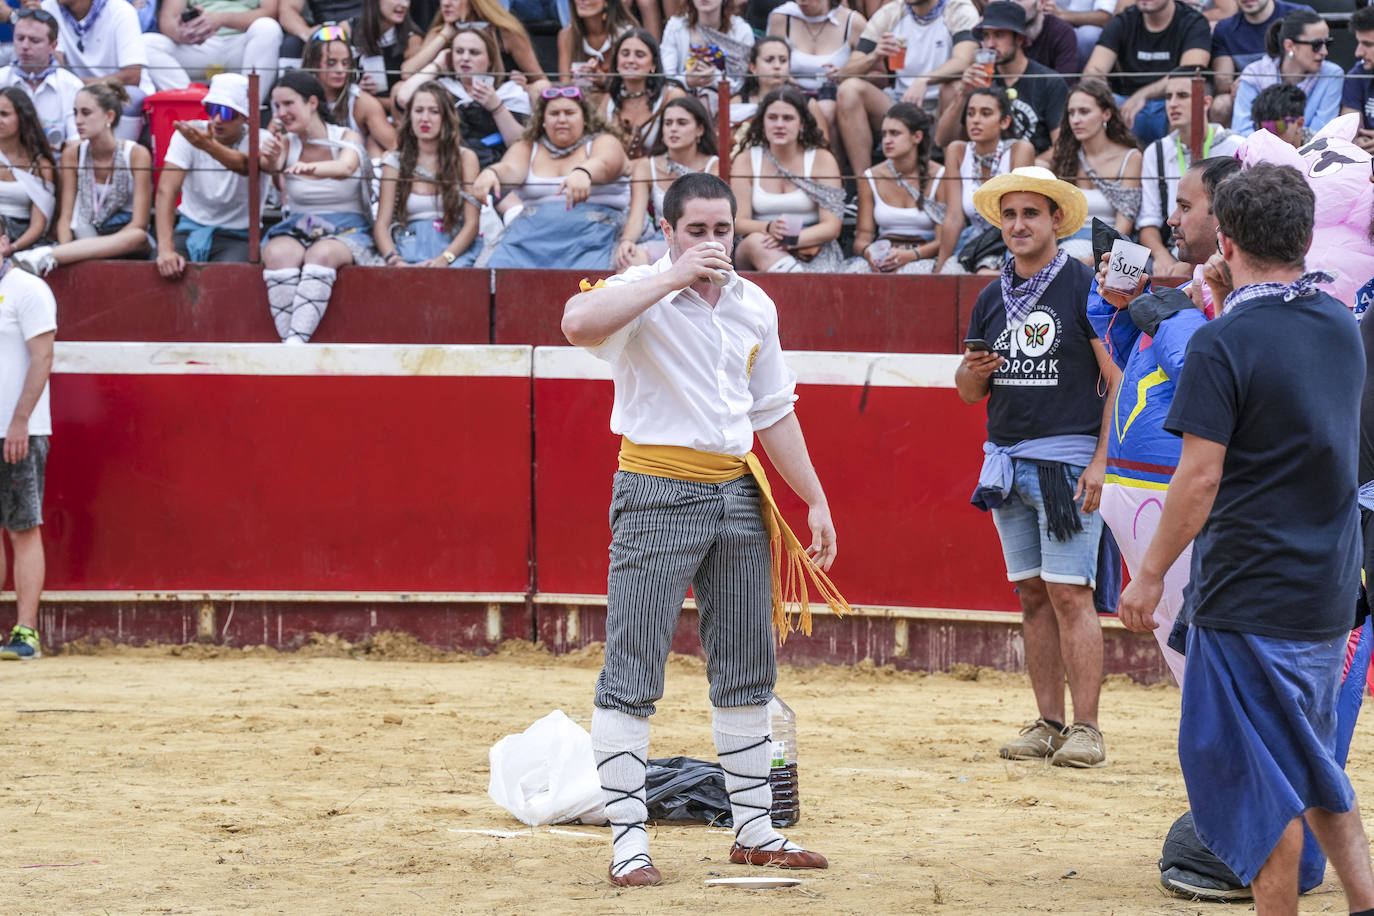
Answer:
[
  {"xmin": 998, "ymin": 718, "xmax": 1066, "ymax": 760},
  {"xmin": 1051, "ymin": 723, "xmax": 1107, "ymax": 768}
]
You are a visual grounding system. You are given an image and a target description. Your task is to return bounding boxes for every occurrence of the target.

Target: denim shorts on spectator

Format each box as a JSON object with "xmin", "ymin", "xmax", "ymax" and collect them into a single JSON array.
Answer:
[
  {"xmin": 990, "ymin": 457, "xmax": 1102, "ymax": 586},
  {"xmin": 0, "ymin": 435, "xmax": 48, "ymax": 532}
]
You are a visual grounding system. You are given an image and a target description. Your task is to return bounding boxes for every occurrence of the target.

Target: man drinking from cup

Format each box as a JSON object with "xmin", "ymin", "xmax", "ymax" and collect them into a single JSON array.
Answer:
[
  {"xmin": 562, "ymin": 171, "xmax": 847, "ymax": 886},
  {"xmin": 956, "ymin": 165, "xmax": 1116, "ymax": 768}
]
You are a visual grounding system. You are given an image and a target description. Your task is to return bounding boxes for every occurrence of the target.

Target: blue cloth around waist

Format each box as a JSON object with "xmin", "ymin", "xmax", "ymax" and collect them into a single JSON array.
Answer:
[
  {"xmin": 176, "ymin": 215, "xmax": 249, "ymax": 262},
  {"xmin": 971, "ymin": 435, "xmax": 1098, "ymax": 511},
  {"xmin": 1180, "ymin": 625, "xmax": 1355, "ymax": 886}
]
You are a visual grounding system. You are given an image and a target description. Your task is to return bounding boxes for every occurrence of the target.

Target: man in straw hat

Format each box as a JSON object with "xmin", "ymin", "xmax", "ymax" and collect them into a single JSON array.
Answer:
[
  {"xmin": 562, "ymin": 172, "xmax": 847, "ymax": 887},
  {"xmin": 956, "ymin": 165, "xmax": 1116, "ymax": 768}
]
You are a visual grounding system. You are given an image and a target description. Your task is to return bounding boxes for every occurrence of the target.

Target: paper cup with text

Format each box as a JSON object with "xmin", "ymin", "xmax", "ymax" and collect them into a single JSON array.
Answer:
[{"xmin": 1101, "ymin": 238, "xmax": 1151, "ymax": 309}]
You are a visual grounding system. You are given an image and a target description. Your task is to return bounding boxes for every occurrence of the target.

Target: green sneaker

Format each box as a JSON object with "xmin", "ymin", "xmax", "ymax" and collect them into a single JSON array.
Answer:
[
  {"xmin": 999, "ymin": 718, "xmax": 1066, "ymax": 760},
  {"xmin": 1051, "ymin": 723, "xmax": 1107, "ymax": 768},
  {"xmin": 0, "ymin": 625, "xmax": 41, "ymax": 660}
]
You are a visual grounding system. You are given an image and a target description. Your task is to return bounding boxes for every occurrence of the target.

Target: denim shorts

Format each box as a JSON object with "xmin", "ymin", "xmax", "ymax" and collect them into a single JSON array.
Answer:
[
  {"xmin": 0, "ymin": 435, "xmax": 47, "ymax": 531},
  {"xmin": 990, "ymin": 458, "xmax": 1103, "ymax": 587}
]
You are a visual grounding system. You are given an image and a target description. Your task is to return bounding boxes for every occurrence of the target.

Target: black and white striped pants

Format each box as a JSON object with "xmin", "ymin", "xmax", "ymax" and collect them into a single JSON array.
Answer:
[{"xmin": 594, "ymin": 470, "xmax": 777, "ymax": 717}]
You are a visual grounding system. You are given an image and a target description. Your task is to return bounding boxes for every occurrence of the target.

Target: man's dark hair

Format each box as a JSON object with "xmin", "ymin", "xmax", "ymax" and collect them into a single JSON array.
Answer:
[
  {"xmin": 1165, "ymin": 67, "xmax": 1214, "ymax": 97},
  {"xmin": 662, "ymin": 172, "xmax": 737, "ymax": 228},
  {"xmin": 1354, "ymin": 4, "xmax": 1374, "ymax": 33},
  {"xmin": 1212, "ymin": 163, "xmax": 1314, "ymax": 268},
  {"xmin": 1195, "ymin": 156, "xmax": 1241, "ymax": 208},
  {"xmin": 1250, "ymin": 83, "xmax": 1307, "ymax": 130}
]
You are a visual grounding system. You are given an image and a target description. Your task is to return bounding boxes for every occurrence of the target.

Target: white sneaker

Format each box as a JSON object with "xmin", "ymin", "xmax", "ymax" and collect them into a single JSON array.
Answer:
[
  {"xmin": 12, "ymin": 246, "xmax": 55, "ymax": 277},
  {"xmin": 282, "ymin": 336, "xmax": 305, "ymax": 346}
]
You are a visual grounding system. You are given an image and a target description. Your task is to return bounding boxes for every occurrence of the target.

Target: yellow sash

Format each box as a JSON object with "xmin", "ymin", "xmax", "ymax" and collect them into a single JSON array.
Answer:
[{"xmin": 618, "ymin": 437, "xmax": 850, "ymax": 641}]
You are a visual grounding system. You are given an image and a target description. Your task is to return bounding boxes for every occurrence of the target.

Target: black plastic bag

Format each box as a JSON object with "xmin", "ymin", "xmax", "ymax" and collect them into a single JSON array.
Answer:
[{"xmin": 646, "ymin": 756, "xmax": 732, "ymax": 826}]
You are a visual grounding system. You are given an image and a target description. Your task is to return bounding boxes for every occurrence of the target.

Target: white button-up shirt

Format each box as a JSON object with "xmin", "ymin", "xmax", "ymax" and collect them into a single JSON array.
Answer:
[
  {"xmin": 589, "ymin": 256, "xmax": 798, "ymax": 457},
  {"xmin": 0, "ymin": 65, "xmax": 85, "ymax": 147}
]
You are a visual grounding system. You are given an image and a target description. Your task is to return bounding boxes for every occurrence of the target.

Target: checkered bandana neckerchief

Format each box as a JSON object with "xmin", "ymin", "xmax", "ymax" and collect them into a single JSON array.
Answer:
[
  {"xmin": 1001, "ymin": 248, "xmax": 1068, "ymax": 327},
  {"xmin": 1221, "ymin": 270, "xmax": 1336, "ymax": 315}
]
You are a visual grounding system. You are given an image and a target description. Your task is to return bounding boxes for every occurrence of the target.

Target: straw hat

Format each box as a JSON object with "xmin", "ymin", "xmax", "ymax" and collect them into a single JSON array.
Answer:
[{"xmin": 972, "ymin": 166, "xmax": 1088, "ymax": 239}]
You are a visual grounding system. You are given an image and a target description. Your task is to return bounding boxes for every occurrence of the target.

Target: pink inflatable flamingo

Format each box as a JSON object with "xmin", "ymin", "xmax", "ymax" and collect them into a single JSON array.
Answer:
[{"xmin": 1235, "ymin": 112, "xmax": 1374, "ymax": 314}]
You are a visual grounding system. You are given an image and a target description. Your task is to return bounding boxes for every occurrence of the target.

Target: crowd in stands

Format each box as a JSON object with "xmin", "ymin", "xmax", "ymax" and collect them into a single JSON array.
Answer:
[{"xmin": 0, "ymin": 0, "xmax": 1365, "ymax": 335}]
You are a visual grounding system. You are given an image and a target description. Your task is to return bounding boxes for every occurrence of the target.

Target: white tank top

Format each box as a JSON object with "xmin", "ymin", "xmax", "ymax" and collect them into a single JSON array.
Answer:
[
  {"xmin": 284, "ymin": 123, "xmax": 368, "ymax": 215},
  {"xmin": 0, "ymin": 174, "xmax": 33, "ymax": 219},
  {"xmin": 750, "ymin": 146, "xmax": 818, "ymax": 223},
  {"xmin": 522, "ymin": 140, "xmax": 633, "ymax": 210},
  {"xmin": 960, "ymin": 142, "xmax": 1013, "ymax": 224},
  {"xmin": 648, "ymin": 154, "xmax": 719, "ymax": 216},
  {"xmin": 785, "ymin": 11, "xmax": 857, "ymax": 92},
  {"xmin": 865, "ymin": 164, "xmax": 936, "ymax": 239}
]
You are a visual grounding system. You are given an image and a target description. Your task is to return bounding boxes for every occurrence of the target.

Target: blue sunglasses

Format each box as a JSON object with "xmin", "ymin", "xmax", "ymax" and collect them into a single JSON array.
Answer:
[{"xmin": 204, "ymin": 103, "xmax": 241, "ymax": 121}]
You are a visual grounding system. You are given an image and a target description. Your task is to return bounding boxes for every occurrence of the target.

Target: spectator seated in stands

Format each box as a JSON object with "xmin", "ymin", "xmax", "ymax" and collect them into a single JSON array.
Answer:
[
  {"xmin": 1038, "ymin": 0, "xmax": 1113, "ymax": 68},
  {"xmin": 1045, "ymin": 77, "xmax": 1140, "ymax": 261},
  {"xmin": 154, "ymin": 73, "xmax": 272, "ymax": 278},
  {"xmin": 616, "ymin": 93, "xmax": 717, "ymax": 269},
  {"xmin": 933, "ymin": 2, "xmax": 1066, "ymax": 156},
  {"xmin": 42, "ymin": 0, "xmax": 153, "ymax": 141},
  {"xmin": 0, "ymin": 87, "xmax": 56, "ymax": 256},
  {"xmin": 601, "ymin": 28, "xmax": 683, "ymax": 159},
  {"xmin": 144, "ymin": 0, "xmax": 282, "ymax": 105},
  {"xmin": 1340, "ymin": 5, "xmax": 1374, "ymax": 151},
  {"xmin": 557, "ymin": 0, "xmax": 637, "ymax": 92},
  {"xmin": 660, "ymin": 0, "xmax": 754, "ymax": 96},
  {"xmin": 834, "ymin": 0, "xmax": 978, "ymax": 178},
  {"xmin": 729, "ymin": 37, "xmax": 827, "ymax": 132},
  {"xmin": 374, "ymin": 80, "xmax": 481, "ymax": 265},
  {"xmin": 1212, "ymin": 0, "xmax": 1308, "ymax": 96},
  {"xmin": 349, "ymin": 0, "xmax": 422, "ymax": 100},
  {"xmin": 13, "ymin": 80, "xmax": 151, "ymax": 275},
  {"xmin": 937, "ymin": 84, "xmax": 1033, "ymax": 273},
  {"xmin": 0, "ymin": 9, "xmax": 83, "ymax": 149},
  {"xmin": 1233, "ymin": 8, "xmax": 1341, "ymax": 136},
  {"xmin": 397, "ymin": 24, "xmax": 528, "ymax": 168},
  {"xmin": 1137, "ymin": 69, "xmax": 1241, "ymax": 275},
  {"xmin": 843, "ymin": 102, "xmax": 951, "ymax": 274},
  {"xmin": 1011, "ymin": 0, "xmax": 1077, "ymax": 77},
  {"xmin": 1082, "ymin": 0, "xmax": 1211, "ymax": 148},
  {"xmin": 302, "ymin": 25, "xmax": 397, "ymax": 157},
  {"xmin": 730, "ymin": 85, "xmax": 844, "ymax": 272},
  {"xmin": 278, "ymin": 0, "xmax": 361, "ymax": 64},
  {"xmin": 473, "ymin": 84, "xmax": 629, "ymax": 269},
  {"xmin": 766, "ymin": 0, "xmax": 865, "ymax": 157},
  {"xmin": 1249, "ymin": 80, "xmax": 1311, "ymax": 147},
  {"xmin": 404, "ymin": 0, "xmax": 542, "ymax": 79},
  {"xmin": 259, "ymin": 69, "xmax": 378, "ymax": 344}
]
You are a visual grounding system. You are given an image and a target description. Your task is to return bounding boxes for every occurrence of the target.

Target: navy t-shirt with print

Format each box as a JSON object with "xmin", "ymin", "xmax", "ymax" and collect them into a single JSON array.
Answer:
[
  {"xmin": 1165, "ymin": 290, "xmax": 1363, "ymax": 640},
  {"xmin": 998, "ymin": 61, "xmax": 1068, "ymax": 154},
  {"xmin": 1212, "ymin": 0, "xmax": 1306, "ymax": 68},
  {"xmin": 966, "ymin": 257, "xmax": 1103, "ymax": 446},
  {"xmin": 1097, "ymin": 1, "xmax": 1212, "ymax": 96},
  {"xmin": 1342, "ymin": 60, "xmax": 1374, "ymax": 130}
]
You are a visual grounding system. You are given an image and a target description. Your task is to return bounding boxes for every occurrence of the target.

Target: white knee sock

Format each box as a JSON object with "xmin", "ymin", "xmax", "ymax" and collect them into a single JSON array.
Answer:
[
  {"xmin": 714, "ymin": 705, "xmax": 798, "ymax": 852},
  {"xmin": 264, "ymin": 268, "xmax": 299, "ymax": 342},
  {"xmin": 591, "ymin": 707, "xmax": 652, "ymax": 877},
  {"xmin": 288, "ymin": 264, "xmax": 337, "ymax": 343}
]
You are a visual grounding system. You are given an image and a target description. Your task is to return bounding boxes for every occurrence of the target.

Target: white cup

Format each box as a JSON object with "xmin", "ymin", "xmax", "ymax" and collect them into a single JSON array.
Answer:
[
  {"xmin": 1103, "ymin": 238, "xmax": 1151, "ymax": 304},
  {"xmin": 868, "ymin": 238, "xmax": 893, "ymax": 264},
  {"xmin": 473, "ymin": 73, "xmax": 495, "ymax": 88},
  {"xmin": 702, "ymin": 241, "xmax": 732, "ymax": 286},
  {"xmin": 780, "ymin": 213, "xmax": 805, "ymax": 247}
]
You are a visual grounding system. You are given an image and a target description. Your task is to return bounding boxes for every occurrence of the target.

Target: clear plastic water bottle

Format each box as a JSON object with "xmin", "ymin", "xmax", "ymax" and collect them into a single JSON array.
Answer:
[{"xmin": 767, "ymin": 695, "xmax": 800, "ymax": 826}]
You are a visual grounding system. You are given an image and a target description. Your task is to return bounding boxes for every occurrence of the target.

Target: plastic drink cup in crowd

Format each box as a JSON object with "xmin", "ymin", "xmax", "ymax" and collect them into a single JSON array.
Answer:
[
  {"xmin": 569, "ymin": 60, "xmax": 595, "ymax": 89},
  {"xmin": 868, "ymin": 238, "xmax": 893, "ymax": 264},
  {"xmin": 473, "ymin": 73, "xmax": 495, "ymax": 87},
  {"xmin": 1102, "ymin": 238, "xmax": 1151, "ymax": 310},
  {"xmin": 360, "ymin": 54, "xmax": 387, "ymax": 87},
  {"xmin": 780, "ymin": 214, "xmax": 804, "ymax": 248},
  {"xmin": 886, "ymin": 36, "xmax": 907, "ymax": 73},
  {"xmin": 973, "ymin": 49, "xmax": 997, "ymax": 88}
]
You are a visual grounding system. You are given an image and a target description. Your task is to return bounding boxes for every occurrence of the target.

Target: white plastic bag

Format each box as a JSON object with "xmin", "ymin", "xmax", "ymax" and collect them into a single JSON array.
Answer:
[{"xmin": 488, "ymin": 710, "xmax": 608, "ymax": 826}]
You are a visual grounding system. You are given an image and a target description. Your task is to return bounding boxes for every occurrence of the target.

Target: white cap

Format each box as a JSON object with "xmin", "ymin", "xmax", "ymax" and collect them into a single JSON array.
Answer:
[{"xmin": 202, "ymin": 72, "xmax": 251, "ymax": 118}]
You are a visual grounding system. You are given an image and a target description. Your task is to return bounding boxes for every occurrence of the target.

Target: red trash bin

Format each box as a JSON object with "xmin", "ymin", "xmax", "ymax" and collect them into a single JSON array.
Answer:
[{"xmin": 142, "ymin": 84, "xmax": 208, "ymax": 191}]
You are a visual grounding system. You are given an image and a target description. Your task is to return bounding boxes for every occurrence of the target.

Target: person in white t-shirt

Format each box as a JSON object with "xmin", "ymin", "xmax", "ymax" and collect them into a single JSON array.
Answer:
[
  {"xmin": 0, "ymin": 10, "xmax": 85, "ymax": 148},
  {"xmin": 144, "ymin": 0, "xmax": 282, "ymax": 105},
  {"xmin": 40, "ymin": 0, "xmax": 152, "ymax": 140},
  {"xmin": 155, "ymin": 72, "xmax": 272, "ymax": 276},
  {"xmin": 835, "ymin": 0, "xmax": 979, "ymax": 176},
  {"xmin": 0, "ymin": 265, "xmax": 56, "ymax": 661}
]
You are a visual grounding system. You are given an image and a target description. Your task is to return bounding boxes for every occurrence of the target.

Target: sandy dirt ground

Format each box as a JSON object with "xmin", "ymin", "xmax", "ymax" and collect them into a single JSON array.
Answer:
[{"xmin": 2, "ymin": 636, "xmax": 1370, "ymax": 915}]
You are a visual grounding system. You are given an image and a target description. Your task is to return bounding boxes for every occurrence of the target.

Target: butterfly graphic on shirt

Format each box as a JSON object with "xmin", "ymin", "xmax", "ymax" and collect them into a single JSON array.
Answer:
[{"xmin": 1022, "ymin": 322, "xmax": 1050, "ymax": 349}]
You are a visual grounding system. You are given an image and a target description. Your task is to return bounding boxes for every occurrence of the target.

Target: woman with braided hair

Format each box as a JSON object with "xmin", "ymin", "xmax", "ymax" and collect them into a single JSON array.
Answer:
[
  {"xmin": 374, "ymin": 81, "xmax": 481, "ymax": 267},
  {"xmin": 730, "ymin": 85, "xmax": 842, "ymax": 272}
]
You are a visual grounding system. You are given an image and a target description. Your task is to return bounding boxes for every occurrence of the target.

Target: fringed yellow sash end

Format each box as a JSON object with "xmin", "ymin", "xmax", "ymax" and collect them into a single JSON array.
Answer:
[{"xmin": 618, "ymin": 438, "xmax": 850, "ymax": 642}]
